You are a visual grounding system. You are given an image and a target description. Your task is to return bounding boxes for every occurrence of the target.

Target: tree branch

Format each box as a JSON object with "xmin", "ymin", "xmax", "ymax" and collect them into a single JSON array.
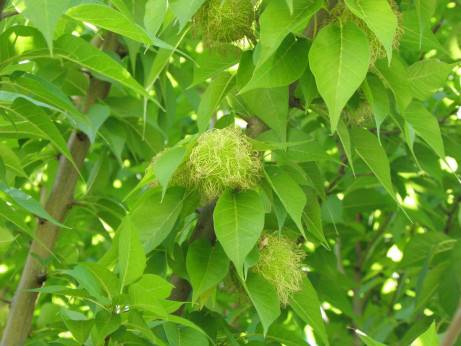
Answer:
[
  {"xmin": 0, "ymin": 31, "xmax": 120, "ymax": 346},
  {"xmin": 0, "ymin": 11, "xmax": 18, "ymax": 21},
  {"xmin": 444, "ymin": 196, "xmax": 461, "ymax": 234},
  {"xmin": 441, "ymin": 299, "xmax": 461, "ymax": 346}
]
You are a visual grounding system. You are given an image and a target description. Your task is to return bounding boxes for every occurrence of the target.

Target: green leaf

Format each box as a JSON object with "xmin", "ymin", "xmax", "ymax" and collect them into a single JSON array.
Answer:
[
  {"xmin": 406, "ymin": 59, "xmax": 456, "ymax": 101},
  {"xmin": 0, "ymin": 201, "xmax": 33, "ymax": 236},
  {"xmin": 14, "ymin": 0, "xmax": 70, "ymax": 52},
  {"xmin": 191, "ymin": 48, "xmax": 241, "ymax": 87},
  {"xmin": 290, "ymin": 277, "xmax": 329, "ymax": 345},
  {"xmin": 357, "ymin": 332, "xmax": 387, "ymax": 346},
  {"xmin": 362, "ymin": 73, "xmax": 389, "ymax": 143},
  {"xmin": 169, "ymin": 0, "xmax": 207, "ymax": 32},
  {"xmin": 164, "ymin": 322, "xmax": 209, "ymax": 346},
  {"xmin": 375, "ymin": 54, "xmax": 412, "ymax": 114},
  {"xmin": 403, "ymin": 101, "xmax": 445, "ymax": 160},
  {"xmin": 153, "ymin": 147, "xmax": 187, "ymax": 199},
  {"xmin": 309, "ymin": 23, "xmax": 370, "ymax": 132},
  {"xmin": 264, "ymin": 166, "xmax": 306, "ymax": 236},
  {"xmin": 51, "ymin": 35, "xmax": 158, "ymax": 104},
  {"xmin": 130, "ymin": 187, "xmax": 184, "ymax": 253},
  {"xmin": 302, "ymin": 187, "xmax": 328, "ymax": 247},
  {"xmin": 127, "ymin": 310, "xmax": 158, "ymax": 344},
  {"xmin": 144, "ymin": 0, "xmax": 168, "ymax": 36},
  {"xmin": 135, "ymin": 274, "xmax": 174, "ymax": 299},
  {"xmin": 9, "ymin": 73, "xmax": 88, "ymax": 126},
  {"xmin": 241, "ymin": 35, "xmax": 309, "ymax": 93},
  {"xmin": 0, "ymin": 143, "xmax": 27, "ymax": 179},
  {"xmin": 27, "ymin": 285, "xmax": 90, "ymax": 299},
  {"xmin": 241, "ymin": 86, "xmax": 288, "ymax": 142},
  {"xmin": 336, "ymin": 119, "xmax": 355, "ymax": 175},
  {"xmin": 0, "ymin": 98, "xmax": 75, "ymax": 169},
  {"xmin": 65, "ymin": 5, "xmax": 181, "ymax": 53},
  {"xmin": 197, "ymin": 72, "xmax": 236, "ymax": 132},
  {"xmin": 266, "ymin": 324, "xmax": 310, "ymax": 345},
  {"xmin": 79, "ymin": 262, "xmax": 120, "ymax": 300},
  {"xmin": 344, "ymin": 0, "xmax": 397, "ymax": 63},
  {"xmin": 414, "ymin": 262, "xmax": 449, "ymax": 314},
  {"xmin": 245, "ymin": 272, "xmax": 280, "ymax": 335},
  {"xmin": 0, "ymin": 184, "xmax": 68, "ymax": 228},
  {"xmin": 129, "ymin": 282, "xmax": 169, "ymax": 317},
  {"xmin": 213, "ymin": 189, "xmax": 265, "ymax": 277},
  {"xmin": 0, "ymin": 227, "xmax": 15, "ymax": 256},
  {"xmin": 119, "ymin": 216, "xmax": 147, "ymax": 289},
  {"xmin": 399, "ymin": 232, "xmax": 452, "ymax": 269},
  {"xmin": 60, "ymin": 308, "xmax": 94, "ymax": 344},
  {"xmin": 95, "ymin": 310, "xmax": 121, "ymax": 342},
  {"xmin": 414, "ymin": 0, "xmax": 437, "ymax": 46},
  {"xmin": 411, "ymin": 321, "xmax": 439, "ymax": 346},
  {"xmin": 350, "ymin": 128, "xmax": 398, "ymax": 204},
  {"xmin": 187, "ymin": 239, "xmax": 230, "ymax": 303},
  {"xmin": 259, "ymin": 0, "xmax": 322, "ymax": 65}
]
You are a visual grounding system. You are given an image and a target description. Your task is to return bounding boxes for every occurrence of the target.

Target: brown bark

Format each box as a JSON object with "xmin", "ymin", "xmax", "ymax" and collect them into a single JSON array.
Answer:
[
  {"xmin": 441, "ymin": 299, "xmax": 461, "ymax": 346},
  {"xmin": 0, "ymin": 32, "xmax": 119, "ymax": 346}
]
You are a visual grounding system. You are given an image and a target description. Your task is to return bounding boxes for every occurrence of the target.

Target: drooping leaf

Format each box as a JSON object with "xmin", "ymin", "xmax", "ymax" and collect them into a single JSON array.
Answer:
[
  {"xmin": 375, "ymin": 54, "xmax": 412, "ymax": 114},
  {"xmin": 169, "ymin": 0, "xmax": 207, "ymax": 32},
  {"xmin": 0, "ymin": 143, "xmax": 27, "ymax": 179},
  {"xmin": 403, "ymin": 101, "xmax": 445, "ymax": 160},
  {"xmin": 0, "ymin": 98, "xmax": 75, "ymax": 168},
  {"xmin": 362, "ymin": 73, "xmax": 389, "ymax": 143},
  {"xmin": 414, "ymin": 0, "xmax": 437, "ymax": 46},
  {"xmin": 350, "ymin": 128, "xmax": 397, "ymax": 204},
  {"xmin": 241, "ymin": 87, "xmax": 289, "ymax": 142},
  {"xmin": 130, "ymin": 187, "xmax": 184, "ymax": 253},
  {"xmin": 66, "ymin": 4, "xmax": 181, "ymax": 53},
  {"xmin": 245, "ymin": 272, "xmax": 280, "ymax": 335},
  {"xmin": 14, "ymin": 0, "xmax": 70, "ymax": 51},
  {"xmin": 290, "ymin": 277, "xmax": 329, "ymax": 345},
  {"xmin": 119, "ymin": 216, "xmax": 147, "ymax": 289},
  {"xmin": 302, "ymin": 187, "xmax": 328, "ymax": 247},
  {"xmin": 265, "ymin": 166, "xmax": 306, "ymax": 236},
  {"xmin": 187, "ymin": 239, "xmax": 230, "ymax": 303},
  {"xmin": 344, "ymin": 0, "xmax": 397, "ymax": 63},
  {"xmin": 153, "ymin": 147, "xmax": 187, "ymax": 199},
  {"xmin": 0, "ymin": 184, "xmax": 68, "ymax": 228},
  {"xmin": 213, "ymin": 189, "xmax": 265, "ymax": 277},
  {"xmin": 309, "ymin": 23, "xmax": 370, "ymax": 132},
  {"xmin": 0, "ymin": 227, "xmax": 15, "ymax": 256}
]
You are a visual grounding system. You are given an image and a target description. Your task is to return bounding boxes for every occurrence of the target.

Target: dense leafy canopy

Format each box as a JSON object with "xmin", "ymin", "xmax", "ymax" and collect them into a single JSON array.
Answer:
[{"xmin": 0, "ymin": 0, "xmax": 460, "ymax": 345}]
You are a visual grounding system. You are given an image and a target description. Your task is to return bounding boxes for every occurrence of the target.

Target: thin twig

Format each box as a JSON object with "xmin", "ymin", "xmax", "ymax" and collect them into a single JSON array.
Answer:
[
  {"xmin": 0, "ymin": 297, "xmax": 11, "ymax": 305},
  {"xmin": 357, "ymin": 212, "xmax": 394, "ymax": 269},
  {"xmin": 0, "ymin": 11, "xmax": 18, "ymax": 21},
  {"xmin": 441, "ymin": 299, "xmax": 461, "ymax": 346}
]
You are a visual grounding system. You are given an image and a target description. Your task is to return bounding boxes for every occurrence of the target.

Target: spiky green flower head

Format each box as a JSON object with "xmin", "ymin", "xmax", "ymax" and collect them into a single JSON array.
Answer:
[
  {"xmin": 328, "ymin": 0, "xmax": 403, "ymax": 65},
  {"xmin": 192, "ymin": 0, "xmax": 256, "ymax": 49},
  {"xmin": 251, "ymin": 234, "xmax": 306, "ymax": 307},
  {"xmin": 187, "ymin": 126, "xmax": 262, "ymax": 201}
]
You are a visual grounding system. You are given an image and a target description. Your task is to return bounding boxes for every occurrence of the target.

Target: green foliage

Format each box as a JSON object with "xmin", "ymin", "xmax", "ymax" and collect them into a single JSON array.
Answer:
[{"xmin": 0, "ymin": 0, "xmax": 460, "ymax": 345}]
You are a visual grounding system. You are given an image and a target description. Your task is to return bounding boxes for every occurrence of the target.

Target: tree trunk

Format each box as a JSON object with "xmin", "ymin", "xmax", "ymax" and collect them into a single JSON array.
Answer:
[{"xmin": 0, "ymin": 32, "xmax": 119, "ymax": 346}]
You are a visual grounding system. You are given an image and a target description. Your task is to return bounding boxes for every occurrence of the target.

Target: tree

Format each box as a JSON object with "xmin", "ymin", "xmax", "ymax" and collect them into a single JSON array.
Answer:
[{"xmin": 0, "ymin": 0, "xmax": 460, "ymax": 345}]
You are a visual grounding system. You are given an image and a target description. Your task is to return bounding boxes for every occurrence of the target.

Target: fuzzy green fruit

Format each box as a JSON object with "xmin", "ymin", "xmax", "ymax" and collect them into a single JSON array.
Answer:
[
  {"xmin": 251, "ymin": 234, "xmax": 306, "ymax": 307},
  {"xmin": 187, "ymin": 126, "xmax": 262, "ymax": 200},
  {"xmin": 193, "ymin": 0, "xmax": 256, "ymax": 49}
]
